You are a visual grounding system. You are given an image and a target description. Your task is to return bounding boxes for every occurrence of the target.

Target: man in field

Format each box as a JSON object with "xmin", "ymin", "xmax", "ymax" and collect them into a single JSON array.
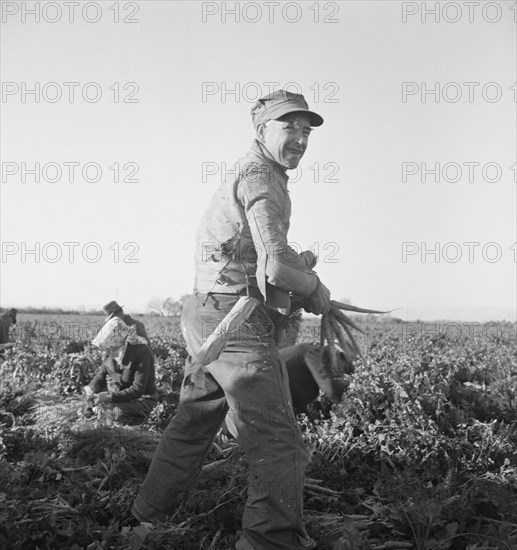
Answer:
[
  {"xmin": 103, "ymin": 300, "xmax": 150, "ymax": 346},
  {"xmin": 0, "ymin": 309, "xmax": 17, "ymax": 358},
  {"xmin": 84, "ymin": 317, "xmax": 158, "ymax": 425},
  {"xmin": 133, "ymin": 90, "xmax": 333, "ymax": 549},
  {"xmin": 281, "ymin": 342, "xmax": 354, "ymax": 412},
  {"xmin": 0, "ymin": 308, "xmax": 17, "ymax": 344}
]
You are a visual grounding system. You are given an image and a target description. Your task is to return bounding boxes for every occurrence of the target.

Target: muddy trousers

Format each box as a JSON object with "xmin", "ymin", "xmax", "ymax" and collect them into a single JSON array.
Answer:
[{"xmin": 132, "ymin": 293, "xmax": 314, "ymax": 550}]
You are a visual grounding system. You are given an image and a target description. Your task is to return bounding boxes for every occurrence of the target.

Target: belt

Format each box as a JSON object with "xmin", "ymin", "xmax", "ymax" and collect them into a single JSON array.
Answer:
[{"xmin": 207, "ymin": 286, "xmax": 264, "ymax": 302}]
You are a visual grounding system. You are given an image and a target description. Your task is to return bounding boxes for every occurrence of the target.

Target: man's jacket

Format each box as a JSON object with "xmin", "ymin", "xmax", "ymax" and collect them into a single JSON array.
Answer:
[
  {"xmin": 89, "ymin": 343, "xmax": 157, "ymax": 403},
  {"xmin": 194, "ymin": 140, "xmax": 319, "ymax": 314}
]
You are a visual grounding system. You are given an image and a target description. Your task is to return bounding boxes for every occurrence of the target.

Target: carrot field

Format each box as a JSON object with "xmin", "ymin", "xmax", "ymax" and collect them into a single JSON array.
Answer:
[{"xmin": 0, "ymin": 314, "xmax": 516, "ymax": 550}]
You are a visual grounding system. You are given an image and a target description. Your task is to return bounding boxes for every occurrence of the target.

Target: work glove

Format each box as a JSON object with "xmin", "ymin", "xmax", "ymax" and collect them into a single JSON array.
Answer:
[
  {"xmin": 303, "ymin": 279, "xmax": 331, "ymax": 315},
  {"xmin": 299, "ymin": 250, "xmax": 317, "ymax": 269}
]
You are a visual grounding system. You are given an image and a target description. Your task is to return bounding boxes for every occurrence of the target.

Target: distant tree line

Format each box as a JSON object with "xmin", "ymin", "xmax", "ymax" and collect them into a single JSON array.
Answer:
[
  {"xmin": 146, "ymin": 295, "xmax": 193, "ymax": 317},
  {"xmin": 0, "ymin": 296, "xmax": 196, "ymax": 317},
  {"xmin": 0, "ymin": 307, "xmax": 102, "ymax": 315}
]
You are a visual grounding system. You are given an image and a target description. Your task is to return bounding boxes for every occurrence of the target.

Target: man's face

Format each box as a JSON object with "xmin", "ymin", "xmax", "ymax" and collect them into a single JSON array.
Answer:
[{"xmin": 258, "ymin": 112, "xmax": 312, "ymax": 169}]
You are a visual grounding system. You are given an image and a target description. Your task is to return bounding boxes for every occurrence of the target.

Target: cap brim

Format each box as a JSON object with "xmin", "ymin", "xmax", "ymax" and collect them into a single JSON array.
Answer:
[
  {"xmin": 271, "ymin": 106, "xmax": 324, "ymax": 127},
  {"xmin": 105, "ymin": 306, "xmax": 123, "ymax": 321}
]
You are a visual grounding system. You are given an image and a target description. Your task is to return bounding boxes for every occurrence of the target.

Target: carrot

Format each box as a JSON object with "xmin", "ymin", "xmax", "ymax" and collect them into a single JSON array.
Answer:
[
  {"xmin": 330, "ymin": 300, "xmax": 390, "ymax": 315},
  {"xmin": 330, "ymin": 306, "xmax": 365, "ymax": 334},
  {"xmin": 321, "ymin": 314, "xmax": 337, "ymax": 374},
  {"xmin": 329, "ymin": 313, "xmax": 356, "ymax": 369}
]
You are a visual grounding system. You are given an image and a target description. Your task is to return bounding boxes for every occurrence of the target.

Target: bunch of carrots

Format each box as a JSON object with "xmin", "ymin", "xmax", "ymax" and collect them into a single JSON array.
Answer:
[{"xmin": 320, "ymin": 300, "xmax": 387, "ymax": 375}]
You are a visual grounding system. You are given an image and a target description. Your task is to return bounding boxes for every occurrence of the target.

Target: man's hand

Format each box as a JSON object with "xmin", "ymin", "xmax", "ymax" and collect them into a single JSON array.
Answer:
[
  {"xmin": 94, "ymin": 392, "xmax": 112, "ymax": 404},
  {"xmin": 304, "ymin": 279, "xmax": 331, "ymax": 315},
  {"xmin": 325, "ymin": 377, "xmax": 349, "ymax": 404},
  {"xmin": 299, "ymin": 250, "xmax": 317, "ymax": 269},
  {"xmin": 83, "ymin": 385, "xmax": 94, "ymax": 401}
]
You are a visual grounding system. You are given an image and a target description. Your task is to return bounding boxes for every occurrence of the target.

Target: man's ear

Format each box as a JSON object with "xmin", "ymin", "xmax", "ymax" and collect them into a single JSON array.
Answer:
[{"xmin": 256, "ymin": 122, "xmax": 267, "ymax": 143}]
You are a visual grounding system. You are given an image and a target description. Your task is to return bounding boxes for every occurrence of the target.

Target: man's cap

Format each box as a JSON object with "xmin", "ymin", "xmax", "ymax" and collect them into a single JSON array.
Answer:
[
  {"xmin": 250, "ymin": 89, "xmax": 324, "ymax": 129},
  {"xmin": 103, "ymin": 300, "xmax": 124, "ymax": 320}
]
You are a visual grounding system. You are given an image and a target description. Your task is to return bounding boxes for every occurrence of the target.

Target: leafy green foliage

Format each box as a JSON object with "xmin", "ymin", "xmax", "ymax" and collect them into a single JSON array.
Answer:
[{"xmin": 0, "ymin": 314, "xmax": 516, "ymax": 549}]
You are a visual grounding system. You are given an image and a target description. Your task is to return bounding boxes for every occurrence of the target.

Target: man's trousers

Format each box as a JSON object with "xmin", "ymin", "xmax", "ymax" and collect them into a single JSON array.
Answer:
[{"xmin": 132, "ymin": 293, "xmax": 314, "ymax": 550}]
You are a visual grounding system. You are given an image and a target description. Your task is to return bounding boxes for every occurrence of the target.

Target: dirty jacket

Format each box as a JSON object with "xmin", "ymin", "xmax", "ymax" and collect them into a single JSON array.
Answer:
[
  {"xmin": 89, "ymin": 343, "xmax": 157, "ymax": 403},
  {"xmin": 194, "ymin": 139, "xmax": 319, "ymax": 314}
]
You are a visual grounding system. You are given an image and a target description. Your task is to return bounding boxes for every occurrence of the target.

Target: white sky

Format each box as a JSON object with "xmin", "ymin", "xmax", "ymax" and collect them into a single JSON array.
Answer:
[{"xmin": 1, "ymin": 0, "xmax": 516, "ymax": 320}]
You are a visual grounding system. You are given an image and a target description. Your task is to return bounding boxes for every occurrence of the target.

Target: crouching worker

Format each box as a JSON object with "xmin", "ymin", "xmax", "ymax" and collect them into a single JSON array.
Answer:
[
  {"xmin": 224, "ymin": 342, "xmax": 355, "ymax": 438},
  {"xmin": 84, "ymin": 317, "xmax": 158, "ymax": 425},
  {"xmin": 283, "ymin": 343, "xmax": 354, "ymax": 413}
]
